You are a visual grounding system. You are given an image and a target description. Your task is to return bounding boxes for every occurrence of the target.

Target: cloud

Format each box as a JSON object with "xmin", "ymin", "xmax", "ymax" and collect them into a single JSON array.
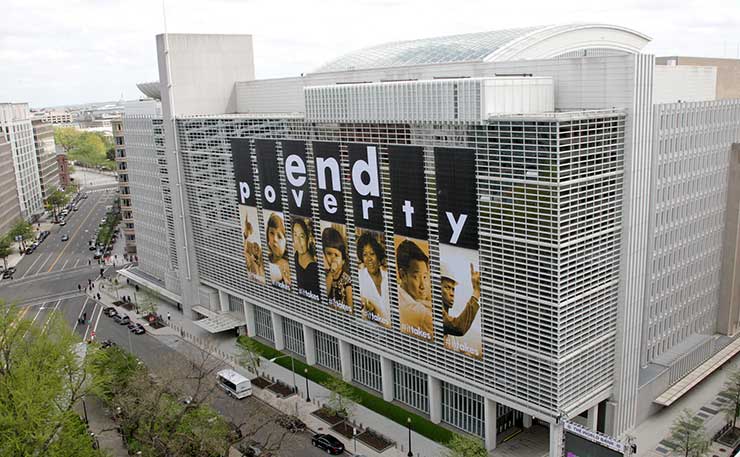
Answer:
[{"xmin": 0, "ymin": 0, "xmax": 737, "ymax": 107}]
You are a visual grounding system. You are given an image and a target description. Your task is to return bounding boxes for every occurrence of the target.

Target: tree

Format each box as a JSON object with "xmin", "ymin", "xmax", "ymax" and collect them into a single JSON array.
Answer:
[
  {"xmin": 0, "ymin": 236, "xmax": 11, "ymax": 270},
  {"xmin": 445, "ymin": 434, "xmax": 488, "ymax": 457},
  {"xmin": 668, "ymin": 409, "xmax": 710, "ymax": 457},
  {"xmin": 8, "ymin": 219, "xmax": 34, "ymax": 251},
  {"xmin": 322, "ymin": 377, "xmax": 359, "ymax": 420},
  {"xmin": 0, "ymin": 302, "xmax": 104, "ymax": 457},
  {"xmin": 54, "ymin": 127, "xmax": 80, "ymax": 154},
  {"xmin": 45, "ymin": 188, "xmax": 70, "ymax": 223},
  {"xmin": 236, "ymin": 338, "xmax": 262, "ymax": 375},
  {"xmin": 720, "ymin": 368, "xmax": 740, "ymax": 428}
]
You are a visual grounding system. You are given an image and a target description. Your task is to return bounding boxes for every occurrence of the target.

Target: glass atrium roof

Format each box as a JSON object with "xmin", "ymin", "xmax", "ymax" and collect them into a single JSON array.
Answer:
[{"xmin": 314, "ymin": 25, "xmax": 546, "ymax": 73}]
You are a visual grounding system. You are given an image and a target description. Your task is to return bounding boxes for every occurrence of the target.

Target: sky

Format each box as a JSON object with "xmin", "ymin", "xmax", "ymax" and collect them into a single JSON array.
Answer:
[{"xmin": 1, "ymin": 0, "xmax": 738, "ymax": 108}]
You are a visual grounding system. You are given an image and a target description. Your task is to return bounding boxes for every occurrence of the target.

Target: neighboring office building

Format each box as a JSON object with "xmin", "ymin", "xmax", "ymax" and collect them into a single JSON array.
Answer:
[
  {"xmin": 112, "ymin": 117, "xmax": 136, "ymax": 254},
  {"xmin": 0, "ymin": 103, "xmax": 44, "ymax": 219},
  {"xmin": 31, "ymin": 119, "xmax": 60, "ymax": 200},
  {"xmin": 123, "ymin": 27, "xmax": 740, "ymax": 456},
  {"xmin": 657, "ymin": 56, "xmax": 740, "ymax": 100},
  {"xmin": 0, "ymin": 136, "xmax": 23, "ymax": 236},
  {"xmin": 56, "ymin": 152, "xmax": 71, "ymax": 189},
  {"xmin": 39, "ymin": 110, "xmax": 73, "ymax": 125}
]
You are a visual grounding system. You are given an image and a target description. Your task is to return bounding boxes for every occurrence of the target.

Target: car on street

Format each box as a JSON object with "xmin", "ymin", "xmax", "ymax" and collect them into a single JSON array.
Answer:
[
  {"xmin": 112, "ymin": 314, "xmax": 126, "ymax": 324},
  {"xmin": 73, "ymin": 206, "xmax": 79, "ymax": 211},
  {"xmin": 2, "ymin": 267, "xmax": 16, "ymax": 279},
  {"xmin": 25, "ymin": 245, "xmax": 36, "ymax": 255},
  {"xmin": 311, "ymin": 434, "xmax": 344, "ymax": 455},
  {"xmin": 117, "ymin": 315, "xmax": 131, "ymax": 325},
  {"xmin": 59, "ymin": 219, "xmax": 67, "ymax": 226},
  {"xmin": 103, "ymin": 306, "xmax": 116, "ymax": 316},
  {"xmin": 93, "ymin": 250, "xmax": 103, "ymax": 259},
  {"xmin": 89, "ymin": 243, "xmax": 97, "ymax": 251},
  {"xmin": 61, "ymin": 234, "xmax": 69, "ymax": 242},
  {"xmin": 131, "ymin": 323, "xmax": 146, "ymax": 335},
  {"xmin": 106, "ymin": 309, "xmax": 119, "ymax": 319},
  {"xmin": 82, "ymin": 193, "xmax": 88, "ymax": 199}
]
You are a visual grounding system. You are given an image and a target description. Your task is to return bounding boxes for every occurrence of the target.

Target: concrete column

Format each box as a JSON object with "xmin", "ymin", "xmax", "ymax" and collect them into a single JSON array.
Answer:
[
  {"xmin": 380, "ymin": 356, "xmax": 394, "ymax": 402},
  {"xmin": 271, "ymin": 311, "xmax": 284, "ymax": 350},
  {"xmin": 303, "ymin": 325, "xmax": 316, "ymax": 366},
  {"xmin": 218, "ymin": 290, "xmax": 229, "ymax": 313},
  {"xmin": 484, "ymin": 398, "xmax": 498, "ymax": 450},
  {"xmin": 523, "ymin": 413, "xmax": 533, "ymax": 429},
  {"xmin": 428, "ymin": 375, "xmax": 442, "ymax": 424},
  {"xmin": 339, "ymin": 339, "xmax": 352, "ymax": 382},
  {"xmin": 586, "ymin": 404, "xmax": 598, "ymax": 431},
  {"xmin": 244, "ymin": 302, "xmax": 256, "ymax": 337},
  {"xmin": 549, "ymin": 422, "xmax": 563, "ymax": 457}
]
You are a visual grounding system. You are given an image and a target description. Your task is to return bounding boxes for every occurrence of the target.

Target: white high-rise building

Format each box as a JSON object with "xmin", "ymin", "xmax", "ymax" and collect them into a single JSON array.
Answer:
[
  {"xmin": 123, "ymin": 26, "xmax": 740, "ymax": 456},
  {"xmin": 0, "ymin": 103, "xmax": 44, "ymax": 219}
]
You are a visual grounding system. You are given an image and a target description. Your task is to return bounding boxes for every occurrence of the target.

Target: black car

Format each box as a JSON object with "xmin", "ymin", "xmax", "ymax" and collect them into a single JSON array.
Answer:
[
  {"xmin": 2, "ymin": 267, "xmax": 16, "ymax": 279},
  {"xmin": 25, "ymin": 245, "xmax": 35, "ymax": 255},
  {"xmin": 311, "ymin": 434, "xmax": 344, "ymax": 455},
  {"xmin": 118, "ymin": 315, "xmax": 131, "ymax": 325},
  {"xmin": 103, "ymin": 306, "xmax": 116, "ymax": 316},
  {"xmin": 131, "ymin": 323, "xmax": 146, "ymax": 335}
]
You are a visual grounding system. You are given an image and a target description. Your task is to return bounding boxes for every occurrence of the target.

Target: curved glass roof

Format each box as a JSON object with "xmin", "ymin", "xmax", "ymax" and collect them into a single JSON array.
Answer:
[{"xmin": 314, "ymin": 25, "xmax": 545, "ymax": 73}]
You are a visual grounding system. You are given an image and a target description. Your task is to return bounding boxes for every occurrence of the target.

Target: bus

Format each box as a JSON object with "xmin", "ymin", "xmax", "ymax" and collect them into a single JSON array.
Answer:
[{"xmin": 216, "ymin": 369, "xmax": 252, "ymax": 399}]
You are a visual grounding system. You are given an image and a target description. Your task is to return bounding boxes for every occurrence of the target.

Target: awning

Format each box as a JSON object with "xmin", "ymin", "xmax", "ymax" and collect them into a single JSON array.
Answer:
[
  {"xmin": 655, "ymin": 337, "xmax": 740, "ymax": 406},
  {"xmin": 192, "ymin": 312, "xmax": 245, "ymax": 333},
  {"xmin": 192, "ymin": 305, "xmax": 218, "ymax": 318}
]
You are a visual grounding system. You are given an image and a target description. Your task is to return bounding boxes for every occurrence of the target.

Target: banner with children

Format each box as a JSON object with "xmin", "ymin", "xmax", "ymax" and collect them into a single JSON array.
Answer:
[
  {"xmin": 231, "ymin": 138, "xmax": 265, "ymax": 284},
  {"xmin": 349, "ymin": 143, "xmax": 390, "ymax": 328},
  {"xmin": 255, "ymin": 139, "xmax": 291, "ymax": 291},
  {"xmin": 312, "ymin": 141, "xmax": 353, "ymax": 314}
]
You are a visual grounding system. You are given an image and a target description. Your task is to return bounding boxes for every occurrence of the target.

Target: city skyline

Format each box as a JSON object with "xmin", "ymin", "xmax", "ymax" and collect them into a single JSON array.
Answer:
[{"xmin": 1, "ymin": 0, "xmax": 739, "ymax": 107}]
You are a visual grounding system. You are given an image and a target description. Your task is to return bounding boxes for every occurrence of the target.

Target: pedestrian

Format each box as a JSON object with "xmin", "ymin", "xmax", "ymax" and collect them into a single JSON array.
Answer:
[
  {"xmin": 88, "ymin": 278, "xmax": 92, "ymax": 285},
  {"xmin": 97, "ymin": 293, "xmax": 101, "ymax": 301},
  {"xmin": 77, "ymin": 284, "xmax": 81, "ymax": 291},
  {"xmin": 167, "ymin": 312, "xmax": 171, "ymax": 323},
  {"xmin": 83, "ymin": 312, "xmax": 86, "ymax": 323},
  {"xmin": 88, "ymin": 259, "xmax": 91, "ymax": 266}
]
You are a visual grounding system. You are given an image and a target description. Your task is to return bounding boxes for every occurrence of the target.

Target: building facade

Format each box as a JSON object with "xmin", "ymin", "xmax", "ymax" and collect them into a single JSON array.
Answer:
[
  {"xmin": 124, "ymin": 25, "xmax": 740, "ymax": 456},
  {"xmin": 31, "ymin": 119, "xmax": 60, "ymax": 200},
  {"xmin": 0, "ymin": 136, "xmax": 22, "ymax": 236},
  {"xmin": 112, "ymin": 117, "xmax": 136, "ymax": 254},
  {"xmin": 0, "ymin": 103, "xmax": 44, "ymax": 219},
  {"xmin": 56, "ymin": 152, "xmax": 70, "ymax": 189}
]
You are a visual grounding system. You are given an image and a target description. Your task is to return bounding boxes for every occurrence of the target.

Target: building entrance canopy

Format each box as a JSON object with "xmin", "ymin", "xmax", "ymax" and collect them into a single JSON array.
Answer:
[{"xmin": 192, "ymin": 305, "xmax": 245, "ymax": 333}]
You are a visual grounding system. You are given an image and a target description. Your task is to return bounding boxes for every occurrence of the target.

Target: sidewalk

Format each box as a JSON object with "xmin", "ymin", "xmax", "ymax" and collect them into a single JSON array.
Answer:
[
  {"xmin": 94, "ymin": 274, "xmax": 447, "ymax": 457},
  {"xmin": 76, "ymin": 395, "xmax": 128, "ymax": 457},
  {"xmin": 1, "ymin": 219, "xmax": 55, "ymax": 273}
]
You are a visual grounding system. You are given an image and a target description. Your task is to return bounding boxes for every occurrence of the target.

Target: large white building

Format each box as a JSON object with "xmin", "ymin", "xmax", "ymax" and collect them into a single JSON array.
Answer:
[
  {"xmin": 0, "ymin": 103, "xmax": 45, "ymax": 219},
  {"xmin": 123, "ymin": 25, "xmax": 740, "ymax": 456}
]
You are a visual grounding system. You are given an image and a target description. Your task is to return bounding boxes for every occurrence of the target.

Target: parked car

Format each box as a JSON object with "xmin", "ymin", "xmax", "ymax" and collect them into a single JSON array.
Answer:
[
  {"xmin": 101, "ymin": 340, "xmax": 116, "ymax": 349},
  {"xmin": 107, "ymin": 309, "xmax": 119, "ymax": 319},
  {"xmin": 89, "ymin": 243, "xmax": 97, "ymax": 251},
  {"xmin": 2, "ymin": 267, "xmax": 16, "ymax": 279},
  {"xmin": 103, "ymin": 306, "xmax": 116, "ymax": 316},
  {"xmin": 112, "ymin": 314, "xmax": 125, "ymax": 324},
  {"xmin": 118, "ymin": 315, "xmax": 131, "ymax": 325},
  {"xmin": 131, "ymin": 323, "xmax": 146, "ymax": 335},
  {"xmin": 311, "ymin": 434, "xmax": 344, "ymax": 455},
  {"xmin": 93, "ymin": 250, "xmax": 103, "ymax": 259},
  {"xmin": 25, "ymin": 245, "xmax": 35, "ymax": 255},
  {"xmin": 59, "ymin": 219, "xmax": 66, "ymax": 226},
  {"xmin": 61, "ymin": 234, "xmax": 69, "ymax": 242}
]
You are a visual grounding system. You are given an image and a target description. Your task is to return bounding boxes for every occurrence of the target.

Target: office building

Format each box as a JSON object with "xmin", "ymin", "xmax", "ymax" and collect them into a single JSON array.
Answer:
[
  {"xmin": 31, "ymin": 119, "xmax": 60, "ymax": 200},
  {"xmin": 123, "ymin": 26, "xmax": 740, "ymax": 456},
  {"xmin": 112, "ymin": 117, "xmax": 137, "ymax": 254},
  {"xmin": 0, "ymin": 103, "xmax": 44, "ymax": 219},
  {"xmin": 0, "ymin": 136, "xmax": 22, "ymax": 236}
]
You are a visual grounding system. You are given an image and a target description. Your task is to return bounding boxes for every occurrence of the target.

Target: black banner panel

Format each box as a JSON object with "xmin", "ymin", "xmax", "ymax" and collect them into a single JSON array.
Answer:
[
  {"xmin": 283, "ymin": 140, "xmax": 313, "ymax": 217},
  {"xmin": 312, "ymin": 141, "xmax": 346, "ymax": 224},
  {"xmin": 388, "ymin": 145, "xmax": 428, "ymax": 239},
  {"xmin": 348, "ymin": 143, "xmax": 384, "ymax": 231},
  {"xmin": 231, "ymin": 138, "xmax": 264, "ymax": 284},
  {"xmin": 256, "ymin": 140, "xmax": 291, "ymax": 290},
  {"xmin": 355, "ymin": 227, "xmax": 391, "ymax": 328},
  {"xmin": 564, "ymin": 432, "xmax": 624, "ymax": 457},
  {"xmin": 434, "ymin": 147, "xmax": 482, "ymax": 359},
  {"xmin": 291, "ymin": 215, "xmax": 320, "ymax": 301},
  {"xmin": 320, "ymin": 220, "xmax": 353, "ymax": 313}
]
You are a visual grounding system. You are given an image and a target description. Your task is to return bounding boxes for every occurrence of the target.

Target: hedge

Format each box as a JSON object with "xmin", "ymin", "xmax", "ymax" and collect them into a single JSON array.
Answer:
[{"xmin": 237, "ymin": 336, "xmax": 455, "ymax": 445}]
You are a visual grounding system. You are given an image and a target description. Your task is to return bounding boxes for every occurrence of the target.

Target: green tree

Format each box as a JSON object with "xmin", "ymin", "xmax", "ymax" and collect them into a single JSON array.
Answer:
[
  {"xmin": 720, "ymin": 368, "xmax": 740, "ymax": 427},
  {"xmin": 323, "ymin": 377, "xmax": 359, "ymax": 420},
  {"xmin": 668, "ymin": 409, "xmax": 710, "ymax": 457},
  {"xmin": 0, "ymin": 302, "xmax": 104, "ymax": 457},
  {"xmin": 445, "ymin": 434, "xmax": 488, "ymax": 457},
  {"xmin": 53, "ymin": 127, "xmax": 81, "ymax": 154},
  {"xmin": 236, "ymin": 337, "xmax": 262, "ymax": 375},
  {"xmin": 8, "ymin": 219, "xmax": 34, "ymax": 251},
  {"xmin": 45, "ymin": 188, "xmax": 70, "ymax": 223},
  {"xmin": 0, "ymin": 236, "xmax": 11, "ymax": 270}
]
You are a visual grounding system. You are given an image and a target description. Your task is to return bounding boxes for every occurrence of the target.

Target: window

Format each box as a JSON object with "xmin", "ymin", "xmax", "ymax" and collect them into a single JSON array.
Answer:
[
  {"xmin": 228, "ymin": 294, "xmax": 242, "ymax": 313},
  {"xmin": 254, "ymin": 306, "xmax": 274, "ymax": 342},
  {"xmin": 441, "ymin": 382, "xmax": 484, "ymax": 437},
  {"xmin": 315, "ymin": 330, "xmax": 341, "ymax": 372},
  {"xmin": 393, "ymin": 362, "xmax": 429, "ymax": 413},
  {"xmin": 283, "ymin": 317, "xmax": 305, "ymax": 356},
  {"xmin": 351, "ymin": 345, "xmax": 382, "ymax": 392}
]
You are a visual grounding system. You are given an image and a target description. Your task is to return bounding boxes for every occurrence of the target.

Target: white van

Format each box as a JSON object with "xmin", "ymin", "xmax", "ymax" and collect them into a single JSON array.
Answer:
[{"xmin": 216, "ymin": 369, "xmax": 252, "ymax": 399}]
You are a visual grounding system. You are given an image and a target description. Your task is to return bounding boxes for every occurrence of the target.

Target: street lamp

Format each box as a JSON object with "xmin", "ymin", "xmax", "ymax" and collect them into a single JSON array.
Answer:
[
  {"xmin": 304, "ymin": 368, "xmax": 310, "ymax": 402},
  {"xmin": 406, "ymin": 417, "xmax": 413, "ymax": 457}
]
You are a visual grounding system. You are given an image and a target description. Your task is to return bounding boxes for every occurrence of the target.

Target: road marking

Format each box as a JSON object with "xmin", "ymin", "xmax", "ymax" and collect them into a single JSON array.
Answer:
[
  {"xmin": 21, "ymin": 253, "xmax": 44, "ymax": 279},
  {"xmin": 42, "ymin": 299, "xmax": 63, "ymax": 333},
  {"xmin": 33, "ymin": 252, "xmax": 55, "ymax": 276},
  {"xmin": 84, "ymin": 302, "xmax": 104, "ymax": 341},
  {"xmin": 93, "ymin": 302, "xmax": 104, "ymax": 334},
  {"xmin": 74, "ymin": 258, "xmax": 80, "ymax": 268},
  {"xmin": 73, "ymin": 296, "xmax": 90, "ymax": 332},
  {"xmin": 30, "ymin": 303, "xmax": 45, "ymax": 325},
  {"xmin": 46, "ymin": 193, "xmax": 103, "ymax": 273},
  {"xmin": 61, "ymin": 259, "xmax": 69, "ymax": 270}
]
